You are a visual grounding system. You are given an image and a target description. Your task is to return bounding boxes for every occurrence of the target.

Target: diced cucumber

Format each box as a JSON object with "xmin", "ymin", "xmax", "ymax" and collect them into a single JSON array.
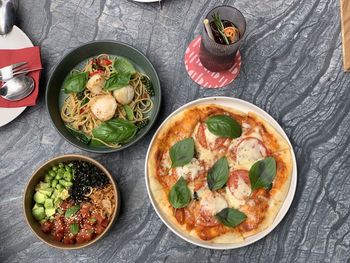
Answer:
[
  {"xmin": 49, "ymin": 170, "xmax": 56, "ymax": 177},
  {"xmin": 56, "ymin": 184, "xmax": 63, "ymax": 191},
  {"xmin": 32, "ymin": 207, "xmax": 45, "ymax": 221},
  {"xmin": 33, "ymin": 192, "xmax": 46, "ymax": 204},
  {"xmin": 51, "ymin": 179, "xmax": 58, "ymax": 188},
  {"xmin": 44, "ymin": 199, "xmax": 53, "ymax": 209},
  {"xmin": 52, "ymin": 166, "xmax": 58, "ymax": 171},
  {"xmin": 33, "ymin": 203, "xmax": 43, "ymax": 210},
  {"xmin": 35, "ymin": 182, "xmax": 50, "ymax": 191},
  {"xmin": 44, "ymin": 176, "xmax": 52, "ymax": 184},
  {"xmin": 45, "ymin": 208, "xmax": 56, "ymax": 217},
  {"xmin": 59, "ymin": 189, "xmax": 69, "ymax": 200},
  {"xmin": 58, "ymin": 163, "xmax": 64, "ymax": 168},
  {"xmin": 39, "ymin": 187, "xmax": 53, "ymax": 197},
  {"xmin": 65, "ymin": 166, "xmax": 72, "ymax": 173},
  {"xmin": 54, "ymin": 197, "xmax": 62, "ymax": 207},
  {"xmin": 56, "ymin": 173, "xmax": 62, "ymax": 180},
  {"xmin": 63, "ymin": 171, "xmax": 72, "ymax": 181}
]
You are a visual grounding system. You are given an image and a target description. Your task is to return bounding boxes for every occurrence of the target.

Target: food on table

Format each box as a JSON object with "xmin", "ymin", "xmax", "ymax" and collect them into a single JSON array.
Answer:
[
  {"xmin": 61, "ymin": 54, "xmax": 154, "ymax": 148},
  {"xmin": 147, "ymin": 104, "xmax": 292, "ymax": 243},
  {"xmin": 31, "ymin": 161, "xmax": 115, "ymax": 244},
  {"xmin": 210, "ymin": 12, "xmax": 240, "ymax": 45}
]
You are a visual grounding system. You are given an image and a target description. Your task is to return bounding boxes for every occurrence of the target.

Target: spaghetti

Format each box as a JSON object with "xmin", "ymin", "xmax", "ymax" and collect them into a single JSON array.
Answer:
[{"xmin": 60, "ymin": 54, "xmax": 154, "ymax": 148}]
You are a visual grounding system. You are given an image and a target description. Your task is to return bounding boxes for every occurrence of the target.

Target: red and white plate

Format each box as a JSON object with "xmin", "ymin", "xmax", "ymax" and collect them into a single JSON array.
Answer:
[{"xmin": 145, "ymin": 97, "xmax": 297, "ymax": 250}]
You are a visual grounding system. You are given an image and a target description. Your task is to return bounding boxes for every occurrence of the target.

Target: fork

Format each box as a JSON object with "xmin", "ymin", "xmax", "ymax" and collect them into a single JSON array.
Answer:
[
  {"xmin": 0, "ymin": 61, "xmax": 27, "ymax": 76},
  {"xmin": 0, "ymin": 66, "xmax": 42, "ymax": 82}
]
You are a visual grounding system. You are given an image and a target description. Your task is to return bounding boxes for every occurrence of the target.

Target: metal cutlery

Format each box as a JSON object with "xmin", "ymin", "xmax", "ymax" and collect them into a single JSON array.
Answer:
[
  {"xmin": 0, "ymin": 0, "xmax": 17, "ymax": 35},
  {"xmin": 0, "ymin": 75, "xmax": 34, "ymax": 101},
  {"xmin": 0, "ymin": 67, "xmax": 42, "ymax": 81}
]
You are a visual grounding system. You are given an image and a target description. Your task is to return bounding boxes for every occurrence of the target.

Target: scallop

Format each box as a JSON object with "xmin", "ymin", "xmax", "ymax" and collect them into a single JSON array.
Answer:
[
  {"xmin": 86, "ymin": 73, "xmax": 105, "ymax": 95},
  {"xmin": 90, "ymin": 94, "xmax": 117, "ymax": 121},
  {"xmin": 112, "ymin": 85, "xmax": 135, "ymax": 105}
]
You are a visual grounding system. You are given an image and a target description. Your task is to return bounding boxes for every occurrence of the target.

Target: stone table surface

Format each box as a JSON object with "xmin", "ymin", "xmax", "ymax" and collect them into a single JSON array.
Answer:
[{"xmin": 1, "ymin": 0, "xmax": 349, "ymax": 262}]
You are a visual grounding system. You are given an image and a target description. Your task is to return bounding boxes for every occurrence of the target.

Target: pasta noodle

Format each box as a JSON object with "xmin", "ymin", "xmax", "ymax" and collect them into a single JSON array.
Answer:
[{"xmin": 60, "ymin": 54, "xmax": 153, "ymax": 148}]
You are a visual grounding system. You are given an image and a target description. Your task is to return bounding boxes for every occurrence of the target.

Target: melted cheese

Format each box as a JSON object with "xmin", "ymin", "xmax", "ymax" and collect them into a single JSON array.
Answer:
[
  {"xmin": 203, "ymin": 124, "xmax": 219, "ymax": 148},
  {"xmin": 175, "ymin": 158, "xmax": 202, "ymax": 180},
  {"xmin": 236, "ymin": 138, "xmax": 266, "ymax": 165},
  {"xmin": 225, "ymin": 176, "xmax": 251, "ymax": 208},
  {"xmin": 200, "ymin": 190, "xmax": 228, "ymax": 215}
]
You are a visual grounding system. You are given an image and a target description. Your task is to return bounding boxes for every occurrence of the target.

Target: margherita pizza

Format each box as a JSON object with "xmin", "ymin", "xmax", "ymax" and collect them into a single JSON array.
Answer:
[{"xmin": 147, "ymin": 104, "xmax": 292, "ymax": 243}]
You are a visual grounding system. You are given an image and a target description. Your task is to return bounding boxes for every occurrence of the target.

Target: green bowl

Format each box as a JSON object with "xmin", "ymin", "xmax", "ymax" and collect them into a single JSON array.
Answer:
[{"xmin": 46, "ymin": 40, "xmax": 161, "ymax": 153}]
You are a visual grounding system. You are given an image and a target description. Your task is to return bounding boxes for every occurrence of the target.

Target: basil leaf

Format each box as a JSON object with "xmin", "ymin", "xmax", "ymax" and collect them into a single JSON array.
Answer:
[
  {"xmin": 63, "ymin": 72, "xmax": 88, "ymax": 94},
  {"xmin": 216, "ymin": 208, "xmax": 247, "ymax": 227},
  {"xmin": 207, "ymin": 156, "xmax": 229, "ymax": 191},
  {"xmin": 168, "ymin": 177, "xmax": 191, "ymax": 209},
  {"xmin": 65, "ymin": 205, "xmax": 80, "ymax": 218},
  {"xmin": 170, "ymin": 138, "xmax": 195, "ymax": 167},
  {"xmin": 205, "ymin": 115, "xmax": 242, "ymax": 138},
  {"xmin": 92, "ymin": 118, "xmax": 137, "ymax": 144},
  {"xmin": 65, "ymin": 124, "xmax": 91, "ymax": 145},
  {"xmin": 123, "ymin": 105, "xmax": 134, "ymax": 121},
  {"xmin": 104, "ymin": 72, "xmax": 131, "ymax": 91},
  {"xmin": 70, "ymin": 223, "xmax": 79, "ymax": 235},
  {"xmin": 113, "ymin": 57, "xmax": 136, "ymax": 76},
  {"xmin": 249, "ymin": 157, "xmax": 277, "ymax": 191}
]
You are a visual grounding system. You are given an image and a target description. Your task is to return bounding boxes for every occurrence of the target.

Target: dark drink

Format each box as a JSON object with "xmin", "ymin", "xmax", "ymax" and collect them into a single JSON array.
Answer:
[{"xmin": 199, "ymin": 6, "xmax": 246, "ymax": 72}]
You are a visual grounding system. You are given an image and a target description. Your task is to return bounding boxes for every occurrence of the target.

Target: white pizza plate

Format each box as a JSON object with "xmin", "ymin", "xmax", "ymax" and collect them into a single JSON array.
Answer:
[
  {"xmin": 145, "ymin": 96, "xmax": 297, "ymax": 250},
  {"xmin": 0, "ymin": 26, "xmax": 33, "ymax": 127}
]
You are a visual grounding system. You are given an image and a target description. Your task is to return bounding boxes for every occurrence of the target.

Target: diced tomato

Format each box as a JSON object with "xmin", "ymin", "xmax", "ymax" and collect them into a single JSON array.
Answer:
[
  {"xmin": 100, "ymin": 59, "xmax": 112, "ymax": 65},
  {"xmin": 101, "ymin": 218, "xmax": 109, "ymax": 228},
  {"xmin": 62, "ymin": 234, "xmax": 75, "ymax": 244},
  {"xmin": 94, "ymin": 213, "xmax": 105, "ymax": 224},
  {"xmin": 89, "ymin": 69, "xmax": 104, "ymax": 77},
  {"xmin": 41, "ymin": 221, "xmax": 53, "ymax": 233},
  {"xmin": 53, "ymin": 231, "xmax": 64, "ymax": 242},
  {"xmin": 80, "ymin": 206, "xmax": 90, "ymax": 219},
  {"xmin": 79, "ymin": 106, "xmax": 87, "ymax": 114},
  {"xmin": 196, "ymin": 123, "xmax": 208, "ymax": 148},
  {"xmin": 76, "ymin": 230, "xmax": 94, "ymax": 244},
  {"xmin": 95, "ymin": 224, "xmax": 105, "ymax": 235},
  {"xmin": 53, "ymin": 216, "xmax": 65, "ymax": 234}
]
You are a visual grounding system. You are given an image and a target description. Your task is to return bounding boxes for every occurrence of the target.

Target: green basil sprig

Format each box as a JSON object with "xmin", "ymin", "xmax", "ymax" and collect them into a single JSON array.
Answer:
[
  {"xmin": 65, "ymin": 124, "xmax": 91, "ymax": 145},
  {"xmin": 92, "ymin": 119, "xmax": 137, "ymax": 144},
  {"xmin": 70, "ymin": 223, "xmax": 79, "ymax": 235},
  {"xmin": 207, "ymin": 156, "xmax": 229, "ymax": 191},
  {"xmin": 249, "ymin": 157, "xmax": 276, "ymax": 191},
  {"xmin": 170, "ymin": 138, "xmax": 195, "ymax": 167},
  {"xmin": 205, "ymin": 115, "xmax": 242, "ymax": 138},
  {"xmin": 63, "ymin": 72, "xmax": 88, "ymax": 94},
  {"xmin": 65, "ymin": 205, "xmax": 80, "ymax": 218},
  {"xmin": 216, "ymin": 208, "xmax": 247, "ymax": 227},
  {"xmin": 104, "ymin": 72, "xmax": 131, "ymax": 91},
  {"xmin": 168, "ymin": 177, "xmax": 191, "ymax": 209},
  {"xmin": 113, "ymin": 57, "xmax": 136, "ymax": 76}
]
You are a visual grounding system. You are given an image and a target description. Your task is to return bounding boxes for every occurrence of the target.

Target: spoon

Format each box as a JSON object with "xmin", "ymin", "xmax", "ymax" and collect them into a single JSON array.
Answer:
[
  {"xmin": 0, "ymin": 0, "xmax": 16, "ymax": 35},
  {"xmin": 0, "ymin": 75, "xmax": 34, "ymax": 101}
]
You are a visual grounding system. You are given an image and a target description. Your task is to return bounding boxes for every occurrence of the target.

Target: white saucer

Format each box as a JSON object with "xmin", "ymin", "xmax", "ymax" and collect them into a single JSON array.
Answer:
[{"xmin": 0, "ymin": 26, "xmax": 33, "ymax": 127}]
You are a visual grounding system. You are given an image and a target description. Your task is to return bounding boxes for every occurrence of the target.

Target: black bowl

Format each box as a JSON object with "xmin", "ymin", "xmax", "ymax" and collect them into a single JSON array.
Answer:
[{"xmin": 46, "ymin": 40, "xmax": 161, "ymax": 153}]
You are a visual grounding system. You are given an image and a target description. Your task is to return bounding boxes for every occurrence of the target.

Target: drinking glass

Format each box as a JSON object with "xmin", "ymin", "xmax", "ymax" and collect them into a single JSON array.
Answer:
[{"xmin": 199, "ymin": 5, "xmax": 246, "ymax": 72}]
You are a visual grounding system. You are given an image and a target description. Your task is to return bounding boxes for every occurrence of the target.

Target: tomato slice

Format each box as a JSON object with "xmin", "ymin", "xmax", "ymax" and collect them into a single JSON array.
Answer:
[
  {"xmin": 227, "ymin": 170, "xmax": 251, "ymax": 200},
  {"xmin": 196, "ymin": 123, "xmax": 208, "ymax": 148},
  {"xmin": 231, "ymin": 137, "xmax": 268, "ymax": 163},
  {"xmin": 212, "ymin": 137, "xmax": 230, "ymax": 151},
  {"xmin": 197, "ymin": 209, "xmax": 220, "ymax": 227},
  {"xmin": 100, "ymin": 58, "xmax": 112, "ymax": 65}
]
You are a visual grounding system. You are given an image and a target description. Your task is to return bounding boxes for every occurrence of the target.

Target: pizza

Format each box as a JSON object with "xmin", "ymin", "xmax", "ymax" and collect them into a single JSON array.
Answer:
[{"xmin": 147, "ymin": 104, "xmax": 292, "ymax": 243}]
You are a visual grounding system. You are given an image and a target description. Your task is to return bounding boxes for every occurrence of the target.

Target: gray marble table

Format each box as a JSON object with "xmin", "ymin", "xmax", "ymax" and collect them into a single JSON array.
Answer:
[{"xmin": 1, "ymin": 0, "xmax": 349, "ymax": 262}]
